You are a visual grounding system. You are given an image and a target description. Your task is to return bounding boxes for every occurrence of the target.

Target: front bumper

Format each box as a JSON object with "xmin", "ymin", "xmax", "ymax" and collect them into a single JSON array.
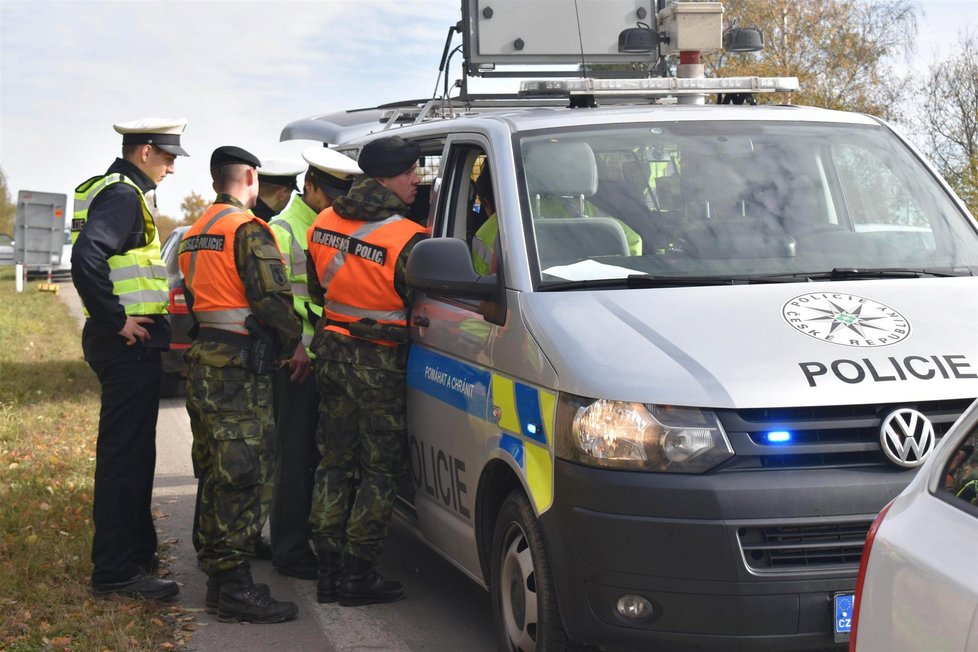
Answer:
[{"xmin": 540, "ymin": 459, "xmax": 913, "ymax": 651}]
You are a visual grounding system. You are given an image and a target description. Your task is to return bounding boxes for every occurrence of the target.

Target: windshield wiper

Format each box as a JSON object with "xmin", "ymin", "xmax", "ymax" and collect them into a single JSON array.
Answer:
[
  {"xmin": 764, "ymin": 267, "xmax": 974, "ymax": 281},
  {"xmin": 541, "ymin": 274, "xmax": 789, "ymax": 291}
]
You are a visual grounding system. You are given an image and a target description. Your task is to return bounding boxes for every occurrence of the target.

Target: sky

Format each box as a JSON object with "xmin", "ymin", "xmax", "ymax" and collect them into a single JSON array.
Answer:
[{"xmin": 1, "ymin": 0, "xmax": 975, "ymax": 222}]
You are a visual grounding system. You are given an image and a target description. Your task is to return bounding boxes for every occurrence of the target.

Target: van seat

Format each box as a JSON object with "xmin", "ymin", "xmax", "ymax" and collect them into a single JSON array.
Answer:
[
  {"xmin": 681, "ymin": 218, "xmax": 796, "ymax": 259},
  {"xmin": 535, "ymin": 217, "xmax": 629, "ymax": 269}
]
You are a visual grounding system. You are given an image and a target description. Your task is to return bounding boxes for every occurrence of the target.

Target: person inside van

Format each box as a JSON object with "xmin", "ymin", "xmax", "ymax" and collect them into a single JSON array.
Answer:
[{"xmin": 471, "ymin": 164, "xmax": 497, "ymax": 275}]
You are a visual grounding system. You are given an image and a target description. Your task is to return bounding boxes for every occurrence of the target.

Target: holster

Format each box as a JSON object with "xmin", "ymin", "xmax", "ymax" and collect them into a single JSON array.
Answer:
[{"xmin": 244, "ymin": 315, "xmax": 281, "ymax": 374}]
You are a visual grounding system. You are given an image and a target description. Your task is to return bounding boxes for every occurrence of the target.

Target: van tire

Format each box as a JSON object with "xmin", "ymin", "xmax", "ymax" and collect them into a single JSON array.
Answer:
[{"xmin": 490, "ymin": 490, "xmax": 583, "ymax": 652}]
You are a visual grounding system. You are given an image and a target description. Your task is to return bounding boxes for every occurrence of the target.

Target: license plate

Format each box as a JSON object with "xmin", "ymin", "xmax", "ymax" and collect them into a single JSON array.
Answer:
[{"xmin": 834, "ymin": 592, "xmax": 854, "ymax": 642}]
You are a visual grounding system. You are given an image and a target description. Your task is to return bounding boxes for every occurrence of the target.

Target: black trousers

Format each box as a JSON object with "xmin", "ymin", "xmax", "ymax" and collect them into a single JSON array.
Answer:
[
  {"xmin": 270, "ymin": 365, "xmax": 321, "ymax": 564},
  {"xmin": 88, "ymin": 347, "xmax": 162, "ymax": 583}
]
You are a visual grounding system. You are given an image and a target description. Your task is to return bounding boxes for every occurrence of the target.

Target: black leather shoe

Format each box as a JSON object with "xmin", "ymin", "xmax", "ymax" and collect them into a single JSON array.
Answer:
[
  {"xmin": 217, "ymin": 581, "xmax": 298, "ymax": 624},
  {"xmin": 205, "ymin": 577, "xmax": 269, "ymax": 614},
  {"xmin": 249, "ymin": 536, "xmax": 273, "ymax": 561},
  {"xmin": 338, "ymin": 555, "xmax": 404, "ymax": 606},
  {"xmin": 274, "ymin": 552, "xmax": 319, "ymax": 580},
  {"xmin": 92, "ymin": 572, "xmax": 179, "ymax": 601}
]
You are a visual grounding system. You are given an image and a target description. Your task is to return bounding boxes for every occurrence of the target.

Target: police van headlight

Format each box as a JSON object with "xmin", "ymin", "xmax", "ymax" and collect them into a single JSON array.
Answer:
[{"xmin": 555, "ymin": 395, "xmax": 733, "ymax": 473}]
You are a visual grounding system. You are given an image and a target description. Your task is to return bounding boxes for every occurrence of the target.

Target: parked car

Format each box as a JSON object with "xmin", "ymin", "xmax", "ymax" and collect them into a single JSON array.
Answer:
[
  {"xmin": 160, "ymin": 226, "xmax": 191, "ymax": 397},
  {"xmin": 850, "ymin": 398, "xmax": 978, "ymax": 651}
]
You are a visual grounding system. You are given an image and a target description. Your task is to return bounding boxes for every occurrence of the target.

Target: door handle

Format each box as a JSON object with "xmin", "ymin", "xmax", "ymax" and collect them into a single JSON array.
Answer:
[{"xmin": 412, "ymin": 316, "xmax": 430, "ymax": 328}]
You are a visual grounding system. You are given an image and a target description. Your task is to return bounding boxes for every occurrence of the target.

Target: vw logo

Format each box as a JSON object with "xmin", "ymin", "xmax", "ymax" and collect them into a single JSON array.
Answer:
[{"xmin": 880, "ymin": 408, "xmax": 936, "ymax": 468}]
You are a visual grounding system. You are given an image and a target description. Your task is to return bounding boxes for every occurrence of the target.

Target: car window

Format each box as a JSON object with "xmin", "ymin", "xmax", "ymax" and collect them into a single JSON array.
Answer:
[
  {"xmin": 517, "ymin": 121, "xmax": 978, "ymax": 284},
  {"xmin": 943, "ymin": 424, "xmax": 978, "ymax": 509}
]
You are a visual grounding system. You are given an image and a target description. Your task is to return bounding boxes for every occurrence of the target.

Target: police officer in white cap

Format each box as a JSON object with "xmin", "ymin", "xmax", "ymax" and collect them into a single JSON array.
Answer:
[
  {"xmin": 71, "ymin": 117, "xmax": 188, "ymax": 600},
  {"xmin": 265, "ymin": 145, "xmax": 361, "ymax": 580},
  {"xmin": 253, "ymin": 158, "xmax": 305, "ymax": 222}
]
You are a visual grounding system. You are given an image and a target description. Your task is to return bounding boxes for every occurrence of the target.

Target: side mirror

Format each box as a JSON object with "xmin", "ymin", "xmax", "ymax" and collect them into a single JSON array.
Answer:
[{"xmin": 406, "ymin": 238, "xmax": 499, "ymax": 301}]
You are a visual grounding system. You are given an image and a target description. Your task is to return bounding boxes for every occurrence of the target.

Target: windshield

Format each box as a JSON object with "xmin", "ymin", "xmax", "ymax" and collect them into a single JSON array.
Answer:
[{"xmin": 519, "ymin": 121, "xmax": 978, "ymax": 286}]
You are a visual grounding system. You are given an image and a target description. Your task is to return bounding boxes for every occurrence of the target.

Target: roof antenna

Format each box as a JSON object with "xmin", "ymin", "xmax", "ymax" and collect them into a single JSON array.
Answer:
[
  {"xmin": 570, "ymin": 0, "xmax": 596, "ymax": 107},
  {"xmin": 572, "ymin": 0, "xmax": 587, "ymax": 79}
]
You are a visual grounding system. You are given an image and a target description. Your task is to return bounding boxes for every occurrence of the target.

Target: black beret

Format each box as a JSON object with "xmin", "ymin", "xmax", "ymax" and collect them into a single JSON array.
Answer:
[
  {"xmin": 210, "ymin": 145, "xmax": 261, "ymax": 169},
  {"xmin": 358, "ymin": 136, "xmax": 421, "ymax": 178}
]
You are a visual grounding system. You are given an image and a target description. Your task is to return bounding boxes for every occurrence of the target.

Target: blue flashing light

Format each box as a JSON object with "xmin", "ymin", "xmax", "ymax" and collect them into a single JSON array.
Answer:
[{"xmin": 766, "ymin": 431, "xmax": 792, "ymax": 444}]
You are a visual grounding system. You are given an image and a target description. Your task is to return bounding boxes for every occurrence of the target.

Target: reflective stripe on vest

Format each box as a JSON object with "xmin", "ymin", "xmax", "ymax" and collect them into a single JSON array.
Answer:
[
  {"xmin": 308, "ymin": 208, "xmax": 424, "ymax": 346},
  {"xmin": 179, "ymin": 205, "xmax": 270, "ymax": 335},
  {"xmin": 72, "ymin": 173, "xmax": 168, "ymax": 317},
  {"xmin": 269, "ymin": 198, "xmax": 321, "ymax": 351},
  {"xmin": 323, "ymin": 300, "xmax": 406, "ymax": 323},
  {"xmin": 317, "ymin": 214, "xmax": 403, "ymax": 288}
]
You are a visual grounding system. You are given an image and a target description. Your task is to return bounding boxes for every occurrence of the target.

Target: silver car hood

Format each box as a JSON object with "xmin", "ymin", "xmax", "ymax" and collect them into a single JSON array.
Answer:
[{"xmin": 522, "ymin": 278, "xmax": 978, "ymax": 408}]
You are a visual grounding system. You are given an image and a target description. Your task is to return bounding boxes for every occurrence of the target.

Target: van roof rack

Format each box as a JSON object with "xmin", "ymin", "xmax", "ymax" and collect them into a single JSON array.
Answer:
[{"xmin": 281, "ymin": 93, "xmax": 574, "ymax": 144}]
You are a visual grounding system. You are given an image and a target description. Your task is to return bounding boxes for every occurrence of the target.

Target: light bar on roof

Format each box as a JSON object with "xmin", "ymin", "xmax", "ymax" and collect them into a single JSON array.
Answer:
[{"xmin": 520, "ymin": 76, "xmax": 800, "ymax": 97}]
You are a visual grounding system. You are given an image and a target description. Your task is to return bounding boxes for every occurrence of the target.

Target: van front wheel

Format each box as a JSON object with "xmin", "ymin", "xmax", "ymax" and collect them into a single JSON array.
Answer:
[{"xmin": 490, "ymin": 490, "xmax": 581, "ymax": 652}]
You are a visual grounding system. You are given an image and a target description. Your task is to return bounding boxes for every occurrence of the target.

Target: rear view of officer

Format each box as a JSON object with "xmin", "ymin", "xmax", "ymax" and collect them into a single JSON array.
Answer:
[
  {"xmin": 179, "ymin": 146, "xmax": 301, "ymax": 623},
  {"xmin": 306, "ymin": 135, "xmax": 426, "ymax": 606},
  {"xmin": 266, "ymin": 146, "xmax": 362, "ymax": 580}
]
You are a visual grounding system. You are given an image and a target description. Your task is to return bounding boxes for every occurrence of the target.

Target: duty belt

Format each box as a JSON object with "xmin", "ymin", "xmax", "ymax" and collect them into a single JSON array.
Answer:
[
  {"xmin": 197, "ymin": 327, "xmax": 251, "ymax": 349},
  {"xmin": 326, "ymin": 318, "xmax": 408, "ymax": 344}
]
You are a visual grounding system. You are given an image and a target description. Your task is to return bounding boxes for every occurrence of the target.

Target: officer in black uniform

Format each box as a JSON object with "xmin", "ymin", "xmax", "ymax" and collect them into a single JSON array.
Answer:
[
  {"xmin": 71, "ymin": 117, "xmax": 188, "ymax": 600},
  {"xmin": 252, "ymin": 158, "xmax": 304, "ymax": 222}
]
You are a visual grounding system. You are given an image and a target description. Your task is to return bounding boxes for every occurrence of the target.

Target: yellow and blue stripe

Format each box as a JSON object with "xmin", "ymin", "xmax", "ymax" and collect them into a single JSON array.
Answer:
[{"xmin": 408, "ymin": 347, "xmax": 556, "ymax": 514}]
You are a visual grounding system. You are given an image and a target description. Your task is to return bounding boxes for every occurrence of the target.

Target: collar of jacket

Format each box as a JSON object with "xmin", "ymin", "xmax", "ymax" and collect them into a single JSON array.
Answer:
[
  {"xmin": 214, "ymin": 193, "xmax": 248, "ymax": 209},
  {"xmin": 107, "ymin": 157, "xmax": 156, "ymax": 194},
  {"xmin": 331, "ymin": 176, "xmax": 408, "ymax": 222}
]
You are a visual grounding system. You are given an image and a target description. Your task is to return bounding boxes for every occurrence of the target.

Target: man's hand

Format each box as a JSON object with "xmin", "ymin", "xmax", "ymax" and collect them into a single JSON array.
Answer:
[
  {"xmin": 117, "ymin": 315, "xmax": 154, "ymax": 346},
  {"xmin": 286, "ymin": 342, "xmax": 312, "ymax": 383}
]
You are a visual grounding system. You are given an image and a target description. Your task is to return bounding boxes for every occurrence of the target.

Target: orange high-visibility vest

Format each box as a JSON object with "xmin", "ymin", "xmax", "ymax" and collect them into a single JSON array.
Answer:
[
  {"xmin": 307, "ymin": 207, "xmax": 425, "ymax": 346},
  {"xmin": 179, "ymin": 203, "xmax": 279, "ymax": 335}
]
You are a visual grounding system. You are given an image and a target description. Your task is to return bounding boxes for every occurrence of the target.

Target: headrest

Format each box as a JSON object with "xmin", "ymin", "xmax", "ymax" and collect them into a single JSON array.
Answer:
[{"xmin": 524, "ymin": 141, "xmax": 598, "ymax": 198}]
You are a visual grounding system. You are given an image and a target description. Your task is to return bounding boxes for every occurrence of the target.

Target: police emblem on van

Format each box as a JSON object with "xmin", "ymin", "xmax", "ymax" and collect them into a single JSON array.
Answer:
[
  {"xmin": 782, "ymin": 292, "xmax": 910, "ymax": 347},
  {"xmin": 879, "ymin": 408, "xmax": 935, "ymax": 467}
]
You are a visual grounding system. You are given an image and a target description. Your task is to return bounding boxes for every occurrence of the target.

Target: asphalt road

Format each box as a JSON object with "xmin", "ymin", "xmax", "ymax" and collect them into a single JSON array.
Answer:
[
  {"xmin": 156, "ymin": 397, "xmax": 497, "ymax": 652},
  {"xmin": 59, "ymin": 282, "xmax": 498, "ymax": 652}
]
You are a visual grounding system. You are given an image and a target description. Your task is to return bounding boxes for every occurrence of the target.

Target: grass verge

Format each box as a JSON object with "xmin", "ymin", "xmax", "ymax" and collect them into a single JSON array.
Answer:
[{"xmin": 0, "ymin": 268, "xmax": 190, "ymax": 651}]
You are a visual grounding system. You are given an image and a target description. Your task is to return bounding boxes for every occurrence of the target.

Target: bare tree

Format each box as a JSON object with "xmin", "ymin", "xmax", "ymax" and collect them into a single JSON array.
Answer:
[
  {"xmin": 913, "ymin": 32, "xmax": 977, "ymax": 216},
  {"xmin": 709, "ymin": 0, "xmax": 917, "ymax": 119},
  {"xmin": 180, "ymin": 191, "xmax": 208, "ymax": 225}
]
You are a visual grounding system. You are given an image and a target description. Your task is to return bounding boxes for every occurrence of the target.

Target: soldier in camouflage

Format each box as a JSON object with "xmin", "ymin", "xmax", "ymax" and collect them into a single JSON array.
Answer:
[
  {"xmin": 180, "ymin": 146, "xmax": 302, "ymax": 623},
  {"xmin": 306, "ymin": 136, "xmax": 427, "ymax": 606}
]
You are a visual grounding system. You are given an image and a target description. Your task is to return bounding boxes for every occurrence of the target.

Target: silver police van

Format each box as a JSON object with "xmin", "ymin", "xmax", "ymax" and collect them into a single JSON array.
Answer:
[{"xmin": 284, "ymin": 2, "xmax": 978, "ymax": 650}]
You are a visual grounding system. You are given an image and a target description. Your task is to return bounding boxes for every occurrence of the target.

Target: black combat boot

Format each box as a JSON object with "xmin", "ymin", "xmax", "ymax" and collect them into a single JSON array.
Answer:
[
  {"xmin": 338, "ymin": 555, "xmax": 404, "ymax": 606},
  {"xmin": 205, "ymin": 575, "xmax": 271, "ymax": 614},
  {"xmin": 214, "ymin": 567, "xmax": 299, "ymax": 623},
  {"xmin": 315, "ymin": 549, "xmax": 343, "ymax": 604}
]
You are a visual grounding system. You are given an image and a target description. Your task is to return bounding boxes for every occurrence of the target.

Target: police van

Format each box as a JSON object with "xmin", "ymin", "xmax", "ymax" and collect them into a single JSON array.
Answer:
[{"xmin": 283, "ymin": 2, "xmax": 978, "ymax": 649}]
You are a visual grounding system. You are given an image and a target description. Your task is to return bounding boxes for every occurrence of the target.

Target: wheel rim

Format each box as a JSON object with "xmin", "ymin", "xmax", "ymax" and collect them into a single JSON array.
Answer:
[{"xmin": 499, "ymin": 521, "xmax": 538, "ymax": 652}]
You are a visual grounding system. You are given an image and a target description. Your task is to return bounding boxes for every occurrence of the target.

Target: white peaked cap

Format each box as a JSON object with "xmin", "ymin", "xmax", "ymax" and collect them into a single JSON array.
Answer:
[
  {"xmin": 113, "ymin": 117, "xmax": 189, "ymax": 156},
  {"xmin": 258, "ymin": 158, "xmax": 306, "ymax": 177},
  {"xmin": 302, "ymin": 146, "xmax": 362, "ymax": 179}
]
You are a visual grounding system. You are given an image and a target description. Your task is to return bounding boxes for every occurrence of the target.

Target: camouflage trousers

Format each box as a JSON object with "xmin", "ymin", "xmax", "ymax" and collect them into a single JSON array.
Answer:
[
  {"xmin": 309, "ymin": 358, "xmax": 408, "ymax": 563},
  {"xmin": 186, "ymin": 358, "xmax": 276, "ymax": 576}
]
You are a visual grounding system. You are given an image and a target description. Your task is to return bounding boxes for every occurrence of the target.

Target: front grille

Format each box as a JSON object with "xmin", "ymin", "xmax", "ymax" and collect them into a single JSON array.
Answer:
[
  {"xmin": 738, "ymin": 521, "xmax": 871, "ymax": 573},
  {"xmin": 716, "ymin": 398, "xmax": 973, "ymax": 470}
]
